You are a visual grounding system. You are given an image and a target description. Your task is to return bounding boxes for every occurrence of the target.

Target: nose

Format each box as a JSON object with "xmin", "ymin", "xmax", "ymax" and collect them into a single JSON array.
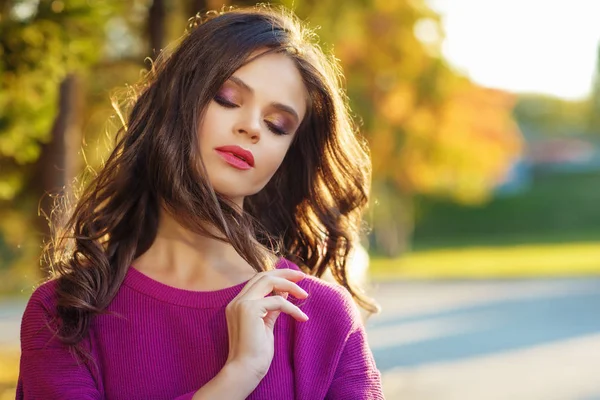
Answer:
[{"xmin": 234, "ymin": 109, "xmax": 261, "ymax": 143}]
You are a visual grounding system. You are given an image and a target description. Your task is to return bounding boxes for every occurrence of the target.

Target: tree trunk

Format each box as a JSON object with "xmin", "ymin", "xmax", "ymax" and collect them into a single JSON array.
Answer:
[
  {"xmin": 34, "ymin": 74, "xmax": 83, "ymax": 269},
  {"xmin": 370, "ymin": 183, "xmax": 414, "ymax": 257},
  {"xmin": 149, "ymin": 0, "xmax": 166, "ymax": 58}
]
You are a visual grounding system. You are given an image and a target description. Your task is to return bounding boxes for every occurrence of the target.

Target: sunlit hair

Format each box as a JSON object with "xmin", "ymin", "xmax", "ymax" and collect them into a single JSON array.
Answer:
[{"xmin": 46, "ymin": 5, "xmax": 377, "ymax": 352}]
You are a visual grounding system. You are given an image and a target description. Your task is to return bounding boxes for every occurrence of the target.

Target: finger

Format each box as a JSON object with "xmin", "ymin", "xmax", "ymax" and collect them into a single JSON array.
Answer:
[
  {"xmin": 259, "ymin": 296, "xmax": 309, "ymax": 322},
  {"xmin": 263, "ymin": 310, "xmax": 281, "ymax": 330},
  {"xmin": 237, "ymin": 269, "xmax": 306, "ymax": 298},
  {"xmin": 273, "ymin": 291, "xmax": 289, "ymax": 300},
  {"xmin": 242, "ymin": 276, "xmax": 309, "ymax": 300},
  {"xmin": 240, "ymin": 269, "xmax": 305, "ymax": 296}
]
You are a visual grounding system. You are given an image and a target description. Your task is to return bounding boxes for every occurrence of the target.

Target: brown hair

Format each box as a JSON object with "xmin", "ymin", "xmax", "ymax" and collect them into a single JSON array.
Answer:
[{"xmin": 47, "ymin": 5, "xmax": 377, "ymax": 350}]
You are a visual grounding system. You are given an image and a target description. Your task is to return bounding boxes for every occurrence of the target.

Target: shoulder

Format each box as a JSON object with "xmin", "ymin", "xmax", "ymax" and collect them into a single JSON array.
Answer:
[
  {"xmin": 24, "ymin": 279, "xmax": 60, "ymax": 313},
  {"xmin": 278, "ymin": 258, "xmax": 362, "ymax": 333},
  {"xmin": 29, "ymin": 278, "xmax": 59, "ymax": 301},
  {"xmin": 20, "ymin": 279, "xmax": 61, "ymax": 351},
  {"xmin": 23, "ymin": 279, "xmax": 59, "ymax": 315}
]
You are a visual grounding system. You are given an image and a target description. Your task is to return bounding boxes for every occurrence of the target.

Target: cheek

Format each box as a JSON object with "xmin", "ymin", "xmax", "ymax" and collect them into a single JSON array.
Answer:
[
  {"xmin": 262, "ymin": 139, "xmax": 295, "ymax": 174},
  {"xmin": 197, "ymin": 104, "xmax": 228, "ymax": 141}
]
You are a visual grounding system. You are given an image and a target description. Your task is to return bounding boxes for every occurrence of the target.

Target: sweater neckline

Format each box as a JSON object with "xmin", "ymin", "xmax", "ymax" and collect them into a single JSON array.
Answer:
[{"xmin": 123, "ymin": 258, "xmax": 292, "ymax": 308}]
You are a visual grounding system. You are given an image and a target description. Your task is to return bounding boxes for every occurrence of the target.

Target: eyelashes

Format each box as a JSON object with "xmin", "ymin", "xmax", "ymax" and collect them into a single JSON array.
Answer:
[
  {"xmin": 213, "ymin": 95, "xmax": 290, "ymax": 136},
  {"xmin": 266, "ymin": 122, "xmax": 288, "ymax": 136},
  {"xmin": 213, "ymin": 95, "xmax": 237, "ymax": 109}
]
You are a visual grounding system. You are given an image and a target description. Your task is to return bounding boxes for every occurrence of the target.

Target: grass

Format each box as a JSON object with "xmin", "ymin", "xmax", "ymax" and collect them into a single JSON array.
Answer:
[
  {"xmin": 0, "ymin": 346, "xmax": 19, "ymax": 400},
  {"xmin": 369, "ymin": 242, "xmax": 600, "ymax": 279},
  {"xmin": 370, "ymin": 171, "xmax": 600, "ymax": 279}
]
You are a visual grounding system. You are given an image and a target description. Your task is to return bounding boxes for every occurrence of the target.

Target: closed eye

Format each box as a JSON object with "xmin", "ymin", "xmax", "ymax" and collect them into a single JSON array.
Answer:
[
  {"xmin": 214, "ymin": 95, "xmax": 238, "ymax": 108},
  {"xmin": 266, "ymin": 121, "xmax": 288, "ymax": 136},
  {"xmin": 215, "ymin": 95, "xmax": 290, "ymax": 136}
]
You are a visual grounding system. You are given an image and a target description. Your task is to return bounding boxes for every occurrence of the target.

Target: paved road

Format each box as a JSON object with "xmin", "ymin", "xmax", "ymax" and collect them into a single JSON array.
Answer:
[
  {"xmin": 3, "ymin": 278, "xmax": 600, "ymax": 399},
  {"xmin": 365, "ymin": 278, "xmax": 600, "ymax": 400},
  {"xmin": 0, "ymin": 298, "xmax": 25, "ymax": 348}
]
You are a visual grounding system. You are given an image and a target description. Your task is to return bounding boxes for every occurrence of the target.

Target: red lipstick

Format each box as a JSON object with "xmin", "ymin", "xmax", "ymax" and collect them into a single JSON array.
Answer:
[{"xmin": 214, "ymin": 145, "xmax": 255, "ymax": 170}]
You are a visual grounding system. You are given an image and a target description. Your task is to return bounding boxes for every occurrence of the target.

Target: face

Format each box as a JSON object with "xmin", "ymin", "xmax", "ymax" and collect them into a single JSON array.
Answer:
[{"xmin": 197, "ymin": 51, "xmax": 308, "ymax": 208}]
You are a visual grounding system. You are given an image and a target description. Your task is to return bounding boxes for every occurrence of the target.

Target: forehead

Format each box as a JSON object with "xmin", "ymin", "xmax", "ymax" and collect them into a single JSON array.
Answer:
[{"xmin": 231, "ymin": 51, "xmax": 308, "ymax": 120}]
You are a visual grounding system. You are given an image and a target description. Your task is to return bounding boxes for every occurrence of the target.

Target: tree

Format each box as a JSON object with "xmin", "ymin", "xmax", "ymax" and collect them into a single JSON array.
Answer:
[
  {"xmin": 0, "ymin": 0, "xmax": 124, "ymax": 283},
  {"xmin": 588, "ymin": 42, "xmax": 600, "ymax": 134},
  {"xmin": 283, "ymin": 0, "xmax": 522, "ymax": 255}
]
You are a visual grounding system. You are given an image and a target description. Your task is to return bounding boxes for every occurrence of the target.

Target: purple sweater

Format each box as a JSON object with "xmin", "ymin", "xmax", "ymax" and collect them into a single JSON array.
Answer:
[{"xmin": 17, "ymin": 258, "xmax": 383, "ymax": 399}]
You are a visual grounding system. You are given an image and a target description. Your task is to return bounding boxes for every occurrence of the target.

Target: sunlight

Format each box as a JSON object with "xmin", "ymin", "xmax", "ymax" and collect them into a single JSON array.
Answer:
[{"xmin": 428, "ymin": 0, "xmax": 600, "ymax": 99}]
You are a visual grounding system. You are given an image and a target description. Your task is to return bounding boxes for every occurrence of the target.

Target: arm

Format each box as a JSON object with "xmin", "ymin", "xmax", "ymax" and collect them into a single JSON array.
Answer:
[
  {"xmin": 324, "ymin": 322, "xmax": 385, "ymax": 400},
  {"xmin": 17, "ymin": 285, "xmax": 103, "ymax": 400},
  {"xmin": 182, "ymin": 361, "xmax": 259, "ymax": 400}
]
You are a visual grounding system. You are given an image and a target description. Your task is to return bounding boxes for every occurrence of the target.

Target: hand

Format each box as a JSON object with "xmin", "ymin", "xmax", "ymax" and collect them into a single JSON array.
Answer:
[{"xmin": 224, "ymin": 268, "xmax": 309, "ymax": 382}]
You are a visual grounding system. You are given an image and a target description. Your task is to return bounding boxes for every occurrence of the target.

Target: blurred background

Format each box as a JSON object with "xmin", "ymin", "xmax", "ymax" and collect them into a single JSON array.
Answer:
[{"xmin": 1, "ymin": 0, "xmax": 600, "ymax": 399}]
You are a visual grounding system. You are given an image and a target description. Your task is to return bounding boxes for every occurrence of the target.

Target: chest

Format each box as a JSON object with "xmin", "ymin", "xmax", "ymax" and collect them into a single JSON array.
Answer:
[{"xmin": 92, "ymin": 307, "xmax": 296, "ymax": 400}]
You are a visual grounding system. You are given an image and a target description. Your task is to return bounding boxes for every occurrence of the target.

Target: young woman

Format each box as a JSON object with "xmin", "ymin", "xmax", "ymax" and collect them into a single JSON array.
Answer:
[{"xmin": 17, "ymin": 6, "xmax": 384, "ymax": 399}]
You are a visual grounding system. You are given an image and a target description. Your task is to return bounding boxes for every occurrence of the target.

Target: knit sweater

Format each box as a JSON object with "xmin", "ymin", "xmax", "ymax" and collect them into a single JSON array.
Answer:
[{"xmin": 17, "ymin": 258, "xmax": 384, "ymax": 399}]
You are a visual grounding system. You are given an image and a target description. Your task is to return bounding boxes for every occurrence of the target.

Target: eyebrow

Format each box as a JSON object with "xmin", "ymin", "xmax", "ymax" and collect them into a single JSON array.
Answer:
[{"xmin": 228, "ymin": 75, "xmax": 300, "ymax": 123}]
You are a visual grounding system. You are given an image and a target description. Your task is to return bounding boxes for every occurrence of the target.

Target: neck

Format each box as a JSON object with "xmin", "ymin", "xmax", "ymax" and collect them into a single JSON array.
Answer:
[{"xmin": 131, "ymin": 207, "xmax": 258, "ymax": 290}]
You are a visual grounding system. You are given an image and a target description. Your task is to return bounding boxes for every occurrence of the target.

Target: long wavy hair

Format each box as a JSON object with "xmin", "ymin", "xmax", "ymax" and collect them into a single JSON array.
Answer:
[{"xmin": 46, "ymin": 5, "xmax": 377, "ymax": 351}]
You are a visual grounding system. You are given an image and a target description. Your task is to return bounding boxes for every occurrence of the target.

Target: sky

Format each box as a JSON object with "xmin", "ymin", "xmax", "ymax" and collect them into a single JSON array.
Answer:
[{"xmin": 427, "ymin": 0, "xmax": 600, "ymax": 100}]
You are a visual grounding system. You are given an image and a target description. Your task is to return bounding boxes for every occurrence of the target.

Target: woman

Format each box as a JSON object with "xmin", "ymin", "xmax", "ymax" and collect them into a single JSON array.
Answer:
[{"xmin": 17, "ymin": 5, "xmax": 384, "ymax": 399}]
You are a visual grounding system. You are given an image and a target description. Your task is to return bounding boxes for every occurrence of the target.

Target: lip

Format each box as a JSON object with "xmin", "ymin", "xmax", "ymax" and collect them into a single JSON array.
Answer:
[{"xmin": 214, "ymin": 145, "xmax": 255, "ymax": 170}]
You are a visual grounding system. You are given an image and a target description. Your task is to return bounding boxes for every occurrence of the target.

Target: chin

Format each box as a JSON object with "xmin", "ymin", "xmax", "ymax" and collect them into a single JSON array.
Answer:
[
  {"xmin": 212, "ymin": 180, "xmax": 263, "ymax": 197},
  {"xmin": 212, "ymin": 187, "xmax": 252, "ymax": 206}
]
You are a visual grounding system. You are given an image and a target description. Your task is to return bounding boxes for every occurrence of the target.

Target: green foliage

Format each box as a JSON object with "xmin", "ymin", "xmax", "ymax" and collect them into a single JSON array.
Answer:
[
  {"xmin": 514, "ymin": 94, "xmax": 592, "ymax": 137},
  {"xmin": 0, "ymin": 230, "xmax": 18, "ymax": 269},
  {"xmin": 413, "ymin": 171, "xmax": 600, "ymax": 250},
  {"xmin": 0, "ymin": 0, "xmax": 119, "ymax": 200}
]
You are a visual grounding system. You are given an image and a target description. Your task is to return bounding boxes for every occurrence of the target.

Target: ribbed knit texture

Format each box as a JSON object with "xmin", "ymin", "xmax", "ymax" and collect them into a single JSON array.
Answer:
[{"xmin": 16, "ymin": 258, "xmax": 383, "ymax": 399}]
